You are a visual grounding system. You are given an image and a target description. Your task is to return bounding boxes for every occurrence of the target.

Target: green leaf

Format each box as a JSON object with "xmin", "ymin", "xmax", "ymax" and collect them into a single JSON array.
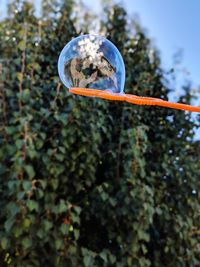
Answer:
[
  {"xmin": 60, "ymin": 224, "xmax": 69, "ymax": 235},
  {"xmin": 22, "ymin": 237, "xmax": 32, "ymax": 249},
  {"xmin": 164, "ymin": 246, "xmax": 169, "ymax": 253},
  {"xmin": 23, "ymin": 218, "xmax": 31, "ymax": 228},
  {"xmin": 14, "ymin": 227, "xmax": 23, "ymax": 238},
  {"xmin": 17, "ymin": 191, "xmax": 25, "ymax": 200},
  {"xmin": 99, "ymin": 251, "xmax": 107, "ymax": 262},
  {"xmin": 7, "ymin": 202, "xmax": 19, "ymax": 217},
  {"xmin": 109, "ymin": 198, "xmax": 117, "ymax": 207},
  {"xmin": 101, "ymin": 192, "xmax": 108, "ymax": 201},
  {"xmin": 16, "ymin": 72, "xmax": 23, "ymax": 81},
  {"xmin": 156, "ymin": 207, "xmax": 162, "ymax": 215},
  {"xmin": 43, "ymin": 220, "xmax": 53, "ymax": 231},
  {"xmin": 83, "ymin": 255, "xmax": 93, "ymax": 267},
  {"xmin": 8, "ymin": 180, "xmax": 19, "ymax": 191},
  {"xmin": 58, "ymin": 200, "xmax": 68, "ymax": 213},
  {"xmin": 37, "ymin": 229, "xmax": 44, "ymax": 239},
  {"xmin": 68, "ymin": 245, "xmax": 77, "ymax": 255},
  {"xmin": 109, "ymin": 254, "xmax": 116, "ymax": 264},
  {"xmin": 1, "ymin": 238, "xmax": 8, "ymax": 249},
  {"xmin": 50, "ymin": 179, "xmax": 58, "ymax": 190},
  {"xmin": 55, "ymin": 239, "xmax": 63, "ymax": 250},
  {"xmin": 4, "ymin": 218, "xmax": 14, "ymax": 232},
  {"xmin": 18, "ymin": 40, "xmax": 26, "ymax": 51},
  {"xmin": 74, "ymin": 229, "xmax": 79, "ymax": 240},
  {"xmin": 27, "ymin": 149, "xmax": 37, "ymax": 159},
  {"xmin": 5, "ymin": 126, "xmax": 15, "ymax": 135},
  {"xmin": 24, "ymin": 165, "xmax": 35, "ymax": 179},
  {"xmin": 39, "ymin": 179, "xmax": 47, "ymax": 189},
  {"xmin": 27, "ymin": 200, "xmax": 39, "ymax": 211},
  {"xmin": 55, "ymin": 153, "xmax": 64, "ymax": 162},
  {"xmin": 22, "ymin": 180, "xmax": 32, "ymax": 191},
  {"xmin": 15, "ymin": 139, "xmax": 23, "ymax": 149},
  {"xmin": 36, "ymin": 139, "xmax": 44, "ymax": 149},
  {"xmin": 74, "ymin": 206, "xmax": 81, "ymax": 215},
  {"xmin": 58, "ymin": 146, "xmax": 66, "ymax": 153}
]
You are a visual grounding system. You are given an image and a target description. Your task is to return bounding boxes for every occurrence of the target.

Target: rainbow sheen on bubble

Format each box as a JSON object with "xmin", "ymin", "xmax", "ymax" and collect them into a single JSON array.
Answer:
[{"xmin": 58, "ymin": 34, "xmax": 125, "ymax": 93}]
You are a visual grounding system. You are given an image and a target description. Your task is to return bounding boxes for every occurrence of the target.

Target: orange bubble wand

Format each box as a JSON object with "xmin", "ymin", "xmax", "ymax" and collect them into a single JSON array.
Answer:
[{"xmin": 69, "ymin": 87, "xmax": 200, "ymax": 112}]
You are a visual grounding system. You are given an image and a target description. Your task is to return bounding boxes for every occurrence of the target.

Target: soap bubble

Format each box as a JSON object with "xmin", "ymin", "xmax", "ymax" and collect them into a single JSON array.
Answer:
[{"xmin": 58, "ymin": 34, "xmax": 125, "ymax": 93}]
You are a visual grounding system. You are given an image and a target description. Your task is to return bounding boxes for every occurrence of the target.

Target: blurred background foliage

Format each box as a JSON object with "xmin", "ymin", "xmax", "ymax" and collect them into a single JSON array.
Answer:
[{"xmin": 0, "ymin": 0, "xmax": 200, "ymax": 266}]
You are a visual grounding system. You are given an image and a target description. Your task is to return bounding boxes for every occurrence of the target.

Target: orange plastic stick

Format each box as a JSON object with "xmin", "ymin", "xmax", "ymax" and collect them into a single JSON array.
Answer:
[{"xmin": 69, "ymin": 88, "xmax": 200, "ymax": 113}]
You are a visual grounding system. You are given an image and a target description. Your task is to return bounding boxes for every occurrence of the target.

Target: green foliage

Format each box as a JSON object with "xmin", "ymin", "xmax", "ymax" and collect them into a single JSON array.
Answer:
[{"xmin": 0, "ymin": 1, "xmax": 199, "ymax": 266}]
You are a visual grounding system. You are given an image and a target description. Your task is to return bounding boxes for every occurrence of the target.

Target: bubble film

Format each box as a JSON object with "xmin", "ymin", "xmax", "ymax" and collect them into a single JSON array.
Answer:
[{"xmin": 58, "ymin": 34, "xmax": 125, "ymax": 93}]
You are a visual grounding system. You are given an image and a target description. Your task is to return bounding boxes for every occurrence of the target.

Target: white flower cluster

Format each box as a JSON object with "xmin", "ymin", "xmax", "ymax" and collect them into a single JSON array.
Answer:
[{"xmin": 74, "ymin": 36, "xmax": 104, "ymax": 69}]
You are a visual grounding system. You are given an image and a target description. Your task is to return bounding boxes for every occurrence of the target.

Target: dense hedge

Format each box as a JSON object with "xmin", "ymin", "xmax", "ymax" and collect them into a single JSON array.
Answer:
[{"xmin": 0, "ymin": 1, "xmax": 199, "ymax": 267}]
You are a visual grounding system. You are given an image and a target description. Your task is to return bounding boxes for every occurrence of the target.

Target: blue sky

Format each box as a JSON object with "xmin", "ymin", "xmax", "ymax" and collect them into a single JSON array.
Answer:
[{"xmin": 124, "ymin": 0, "xmax": 200, "ymax": 91}]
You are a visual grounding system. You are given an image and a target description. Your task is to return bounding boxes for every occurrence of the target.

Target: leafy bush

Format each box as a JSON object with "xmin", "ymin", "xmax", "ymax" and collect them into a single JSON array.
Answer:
[{"xmin": 0, "ymin": 1, "xmax": 199, "ymax": 266}]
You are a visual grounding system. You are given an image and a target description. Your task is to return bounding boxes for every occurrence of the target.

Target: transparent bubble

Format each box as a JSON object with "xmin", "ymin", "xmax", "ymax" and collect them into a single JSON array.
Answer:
[{"xmin": 58, "ymin": 34, "xmax": 125, "ymax": 93}]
